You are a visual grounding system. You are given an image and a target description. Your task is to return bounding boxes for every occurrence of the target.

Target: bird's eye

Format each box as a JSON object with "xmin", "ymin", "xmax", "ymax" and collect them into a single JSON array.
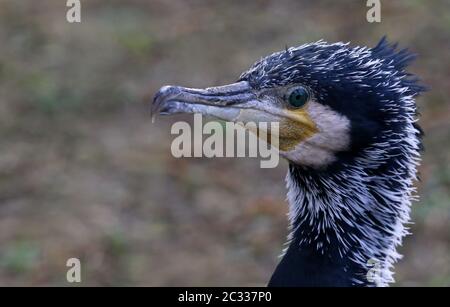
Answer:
[{"xmin": 288, "ymin": 87, "xmax": 309, "ymax": 108}]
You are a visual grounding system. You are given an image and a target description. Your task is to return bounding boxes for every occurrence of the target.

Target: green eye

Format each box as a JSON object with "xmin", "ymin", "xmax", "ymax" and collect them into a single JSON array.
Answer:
[{"xmin": 288, "ymin": 87, "xmax": 309, "ymax": 108}]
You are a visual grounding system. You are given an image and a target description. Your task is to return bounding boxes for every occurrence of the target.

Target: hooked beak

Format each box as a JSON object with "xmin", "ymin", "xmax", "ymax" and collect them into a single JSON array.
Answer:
[
  {"xmin": 151, "ymin": 81, "xmax": 256, "ymax": 123},
  {"xmin": 151, "ymin": 80, "xmax": 319, "ymax": 152}
]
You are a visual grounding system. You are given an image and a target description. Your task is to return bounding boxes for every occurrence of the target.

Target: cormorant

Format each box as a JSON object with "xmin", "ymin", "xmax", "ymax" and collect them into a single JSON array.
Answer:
[{"xmin": 151, "ymin": 38, "xmax": 424, "ymax": 287}]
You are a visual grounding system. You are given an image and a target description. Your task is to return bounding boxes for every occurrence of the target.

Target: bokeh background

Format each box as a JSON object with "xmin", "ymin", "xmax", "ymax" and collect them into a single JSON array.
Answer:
[{"xmin": 0, "ymin": 0, "xmax": 449, "ymax": 286}]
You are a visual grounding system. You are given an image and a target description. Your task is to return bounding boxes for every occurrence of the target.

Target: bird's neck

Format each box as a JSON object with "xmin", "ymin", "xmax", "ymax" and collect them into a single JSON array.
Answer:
[{"xmin": 270, "ymin": 159, "xmax": 418, "ymax": 287}]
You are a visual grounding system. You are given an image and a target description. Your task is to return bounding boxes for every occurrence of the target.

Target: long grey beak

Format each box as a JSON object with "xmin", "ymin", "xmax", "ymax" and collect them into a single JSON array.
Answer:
[{"xmin": 151, "ymin": 81, "xmax": 255, "ymax": 122}]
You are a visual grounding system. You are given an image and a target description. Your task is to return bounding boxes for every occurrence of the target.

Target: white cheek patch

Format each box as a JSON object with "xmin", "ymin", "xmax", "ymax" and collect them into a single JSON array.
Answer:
[{"xmin": 283, "ymin": 101, "xmax": 351, "ymax": 168}]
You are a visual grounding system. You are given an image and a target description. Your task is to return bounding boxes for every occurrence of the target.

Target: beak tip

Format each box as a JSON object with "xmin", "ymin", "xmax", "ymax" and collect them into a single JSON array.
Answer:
[
  {"xmin": 151, "ymin": 85, "xmax": 176, "ymax": 122},
  {"xmin": 150, "ymin": 81, "xmax": 252, "ymax": 121}
]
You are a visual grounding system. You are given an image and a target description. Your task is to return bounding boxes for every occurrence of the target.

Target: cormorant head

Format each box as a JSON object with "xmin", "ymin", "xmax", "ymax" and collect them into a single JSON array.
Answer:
[{"xmin": 152, "ymin": 38, "xmax": 424, "ymax": 169}]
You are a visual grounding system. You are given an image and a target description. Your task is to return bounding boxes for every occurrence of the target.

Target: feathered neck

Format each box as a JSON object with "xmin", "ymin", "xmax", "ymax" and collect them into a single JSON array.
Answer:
[{"xmin": 270, "ymin": 120, "xmax": 421, "ymax": 286}]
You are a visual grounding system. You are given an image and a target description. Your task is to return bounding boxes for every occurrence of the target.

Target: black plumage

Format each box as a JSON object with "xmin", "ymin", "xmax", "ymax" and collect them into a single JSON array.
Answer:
[{"xmin": 152, "ymin": 37, "xmax": 425, "ymax": 287}]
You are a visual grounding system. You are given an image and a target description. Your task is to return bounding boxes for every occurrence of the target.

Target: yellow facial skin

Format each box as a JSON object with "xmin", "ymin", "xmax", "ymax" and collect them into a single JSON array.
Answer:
[
  {"xmin": 278, "ymin": 108, "xmax": 318, "ymax": 151},
  {"xmin": 234, "ymin": 106, "xmax": 318, "ymax": 152}
]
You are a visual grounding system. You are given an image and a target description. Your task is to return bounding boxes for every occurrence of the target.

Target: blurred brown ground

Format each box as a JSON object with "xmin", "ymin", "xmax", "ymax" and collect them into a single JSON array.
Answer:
[{"xmin": 0, "ymin": 0, "xmax": 449, "ymax": 286}]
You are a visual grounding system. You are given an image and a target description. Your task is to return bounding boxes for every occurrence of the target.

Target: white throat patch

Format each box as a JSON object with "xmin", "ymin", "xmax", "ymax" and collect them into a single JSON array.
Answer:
[{"xmin": 282, "ymin": 101, "xmax": 351, "ymax": 168}]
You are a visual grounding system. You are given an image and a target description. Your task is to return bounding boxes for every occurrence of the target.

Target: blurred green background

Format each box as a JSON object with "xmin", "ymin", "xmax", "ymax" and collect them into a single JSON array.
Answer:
[{"xmin": 0, "ymin": 0, "xmax": 449, "ymax": 286}]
